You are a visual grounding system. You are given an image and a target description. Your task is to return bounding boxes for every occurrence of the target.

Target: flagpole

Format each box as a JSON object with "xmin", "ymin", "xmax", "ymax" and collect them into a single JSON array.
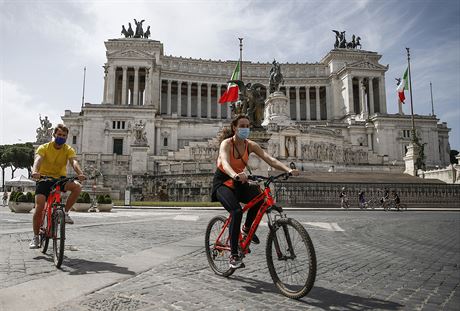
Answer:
[
  {"xmin": 81, "ymin": 66, "xmax": 86, "ymax": 108},
  {"xmin": 238, "ymin": 38, "xmax": 243, "ymax": 81},
  {"xmin": 430, "ymin": 81, "xmax": 435, "ymax": 116},
  {"xmin": 406, "ymin": 48, "xmax": 416, "ymax": 141}
]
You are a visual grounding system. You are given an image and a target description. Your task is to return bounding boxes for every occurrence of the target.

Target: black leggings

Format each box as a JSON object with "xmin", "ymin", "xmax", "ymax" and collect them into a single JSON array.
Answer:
[{"xmin": 215, "ymin": 183, "xmax": 263, "ymax": 256}]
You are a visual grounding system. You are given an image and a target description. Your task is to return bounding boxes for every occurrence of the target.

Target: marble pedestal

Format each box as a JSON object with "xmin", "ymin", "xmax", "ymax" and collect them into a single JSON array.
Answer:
[
  {"xmin": 262, "ymin": 91, "xmax": 292, "ymax": 127},
  {"xmin": 131, "ymin": 145, "xmax": 149, "ymax": 174}
]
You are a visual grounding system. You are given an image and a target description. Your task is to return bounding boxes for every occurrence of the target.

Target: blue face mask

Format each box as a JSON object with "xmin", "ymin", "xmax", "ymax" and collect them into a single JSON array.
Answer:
[
  {"xmin": 237, "ymin": 128, "xmax": 250, "ymax": 140},
  {"xmin": 55, "ymin": 136, "xmax": 66, "ymax": 145}
]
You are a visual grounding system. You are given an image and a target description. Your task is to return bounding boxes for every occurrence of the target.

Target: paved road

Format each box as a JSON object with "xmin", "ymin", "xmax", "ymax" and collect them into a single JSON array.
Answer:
[{"xmin": 0, "ymin": 207, "xmax": 459, "ymax": 310}]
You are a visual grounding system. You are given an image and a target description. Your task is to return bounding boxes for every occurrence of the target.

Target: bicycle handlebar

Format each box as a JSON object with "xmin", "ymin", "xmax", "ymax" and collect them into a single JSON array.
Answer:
[{"xmin": 247, "ymin": 172, "xmax": 292, "ymax": 187}]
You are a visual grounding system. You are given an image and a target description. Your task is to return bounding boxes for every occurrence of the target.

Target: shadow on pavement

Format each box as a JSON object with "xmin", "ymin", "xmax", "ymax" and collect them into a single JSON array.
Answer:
[
  {"xmin": 63, "ymin": 258, "xmax": 136, "ymax": 276},
  {"xmin": 232, "ymin": 276, "xmax": 403, "ymax": 310},
  {"xmin": 232, "ymin": 275, "xmax": 280, "ymax": 295},
  {"xmin": 305, "ymin": 286, "xmax": 404, "ymax": 310}
]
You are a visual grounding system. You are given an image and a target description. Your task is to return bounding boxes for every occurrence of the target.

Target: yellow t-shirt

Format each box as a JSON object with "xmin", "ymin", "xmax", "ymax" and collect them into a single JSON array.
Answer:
[{"xmin": 36, "ymin": 142, "xmax": 76, "ymax": 178}]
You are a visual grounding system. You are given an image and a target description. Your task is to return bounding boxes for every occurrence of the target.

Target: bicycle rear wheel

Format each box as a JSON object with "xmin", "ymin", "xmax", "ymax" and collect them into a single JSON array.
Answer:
[
  {"xmin": 52, "ymin": 208, "xmax": 66, "ymax": 268},
  {"xmin": 40, "ymin": 210, "xmax": 50, "ymax": 254},
  {"xmin": 205, "ymin": 215, "xmax": 235, "ymax": 277},
  {"xmin": 266, "ymin": 218, "xmax": 316, "ymax": 299}
]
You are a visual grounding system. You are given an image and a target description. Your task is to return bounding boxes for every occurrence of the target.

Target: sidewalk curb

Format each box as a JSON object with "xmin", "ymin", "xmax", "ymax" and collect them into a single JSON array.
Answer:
[{"xmin": 114, "ymin": 205, "xmax": 460, "ymax": 212}]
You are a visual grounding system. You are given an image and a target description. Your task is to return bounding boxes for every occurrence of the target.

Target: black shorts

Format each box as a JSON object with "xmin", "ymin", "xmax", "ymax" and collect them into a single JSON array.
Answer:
[{"xmin": 35, "ymin": 177, "xmax": 68, "ymax": 198}]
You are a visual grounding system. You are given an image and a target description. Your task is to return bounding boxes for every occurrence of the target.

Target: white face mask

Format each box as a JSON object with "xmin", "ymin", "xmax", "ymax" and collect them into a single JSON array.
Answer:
[{"xmin": 237, "ymin": 128, "xmax": 250, "ymax": 140}]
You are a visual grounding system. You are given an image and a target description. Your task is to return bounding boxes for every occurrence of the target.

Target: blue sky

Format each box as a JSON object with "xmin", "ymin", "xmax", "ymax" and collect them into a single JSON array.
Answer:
[{"xmin": 1, "ymin": 0, "xmax": 459, "ymax": 178}]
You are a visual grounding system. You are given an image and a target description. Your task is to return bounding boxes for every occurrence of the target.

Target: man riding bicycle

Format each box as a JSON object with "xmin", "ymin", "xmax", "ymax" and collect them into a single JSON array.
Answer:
[
  {"xmin": 29, "ymin": 124, "xmax": 85, "ymax": 249},
  {"xmin": 211, "ymin": 114, "xmax": 299, "ymax": 269}
]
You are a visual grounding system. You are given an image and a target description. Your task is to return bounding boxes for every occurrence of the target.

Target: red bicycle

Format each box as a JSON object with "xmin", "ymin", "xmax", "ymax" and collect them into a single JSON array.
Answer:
[
  {"xmin": 38, "ymin": 176, "xmax": 78, "ymax": 268},
  {"xmin": 205, "ymin": 169, "xmax": 317, "ymax": 299}
]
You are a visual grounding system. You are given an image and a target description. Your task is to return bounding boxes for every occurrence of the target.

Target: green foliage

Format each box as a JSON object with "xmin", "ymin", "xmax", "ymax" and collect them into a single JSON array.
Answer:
[
  {"xmin": 77, "ymin": 192, "xmax": 91, "ymax": 203},
  {"xmin": 103, "ymin": 194, "xmax": 112, "ymax": 204},
  {"xmin": 26, "ymin": 192, "xmax": 34, "ymax": 202},
  {"xmin": 12, "ymin": 191, "xmax": 34, "ymax": 203},
  {"xmin": 3, "ymin": 144, "xmax": 34, "ymax": 171},
  {"xmin": 97, "ymin": 194, "xmax": 112, "ymax": 204},
  {"xmin": 96, "ymin": 195, "xmax": 105, "ymax": 204},
  {"xmin": 9, "ymin": 191, "xmax": 19, "ymax": 202},
  {"xmin": 16, "ymin": 194, "xmax": 28, "ymax": 202}
]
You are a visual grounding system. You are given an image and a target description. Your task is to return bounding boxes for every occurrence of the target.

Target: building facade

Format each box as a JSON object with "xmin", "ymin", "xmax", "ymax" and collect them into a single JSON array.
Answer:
[{"xmin": 61, "ymin": 37, "xmax": 451, "ymax": 199}]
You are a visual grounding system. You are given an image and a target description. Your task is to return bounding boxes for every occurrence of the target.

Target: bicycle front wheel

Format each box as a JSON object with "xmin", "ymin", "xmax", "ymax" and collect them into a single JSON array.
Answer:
[
  {"xmin": 266, "ymin": 218, "xmax": 316, "ymax": 299},
  {"xmin": 205, "ymin": 215, "xmax": 235, "ymax": 277},
  {"xmin": 40, "ymin": 210, "xmax": 50, "ymax": 254},
  {"xmin": 52, "ymin": 209, "xmax": 66, "ymax": 268}
]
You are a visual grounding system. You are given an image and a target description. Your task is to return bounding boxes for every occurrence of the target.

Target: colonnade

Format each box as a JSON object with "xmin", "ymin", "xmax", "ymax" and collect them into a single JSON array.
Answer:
[
  {"xmin": 160, "ymin": 80, "xmax": 330, "ymax": 121},
  {"xmin": 348, "ymin": 76, "xmax": 385, "ymax": 115},
  {"xmin": 104, "ymin": 66, "xmax": 152, "ymax": 106}
]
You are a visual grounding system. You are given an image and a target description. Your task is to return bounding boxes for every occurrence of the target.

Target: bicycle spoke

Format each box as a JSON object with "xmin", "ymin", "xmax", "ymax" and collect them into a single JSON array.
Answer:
[
  {"xmin": 205, "ymin": 215, "xmax": 234, "ymax": 277},
  {"xmin": 266, "ymin": 218, "xmax": 316, "ymax": 299}
]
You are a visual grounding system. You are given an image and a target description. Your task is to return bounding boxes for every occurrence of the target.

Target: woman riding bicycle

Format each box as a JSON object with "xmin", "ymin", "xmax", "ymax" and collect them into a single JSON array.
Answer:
[{"xmin": 211, "ymin": 114, "xmax": 299, "ymax": 269}]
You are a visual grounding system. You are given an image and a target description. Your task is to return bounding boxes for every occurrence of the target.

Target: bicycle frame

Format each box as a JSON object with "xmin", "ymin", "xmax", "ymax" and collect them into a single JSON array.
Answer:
[
  {"xmin": 214, "ymin": 181, "xmax": 279, "ymax": 256},
  {"xmin": 41, "ymin": 183, "xmax": 64, "ymax": 238}
]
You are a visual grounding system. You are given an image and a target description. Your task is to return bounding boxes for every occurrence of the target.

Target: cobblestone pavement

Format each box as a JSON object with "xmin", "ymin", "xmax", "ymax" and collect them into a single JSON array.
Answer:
[{"xmin": 0, "ymin": 207, "xmax": 459, "ymax": 310}]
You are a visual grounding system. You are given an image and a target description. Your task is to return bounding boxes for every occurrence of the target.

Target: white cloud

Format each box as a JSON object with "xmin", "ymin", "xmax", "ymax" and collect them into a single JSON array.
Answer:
[{"xmin": 0, "ymin": 80, "xmax": 63, "ymax": 145}]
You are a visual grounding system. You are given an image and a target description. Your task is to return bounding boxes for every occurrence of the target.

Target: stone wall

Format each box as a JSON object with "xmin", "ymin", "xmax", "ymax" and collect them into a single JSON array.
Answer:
[{"xmin": 275, "ymin": 181, "xmax": 460, "ymax": 208}]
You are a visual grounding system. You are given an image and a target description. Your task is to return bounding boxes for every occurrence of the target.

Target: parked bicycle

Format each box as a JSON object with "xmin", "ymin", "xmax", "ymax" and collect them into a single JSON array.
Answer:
[
  {"xmin": 205, "ymin": 170, "xmax": 317, "ymax": 299},
  {"xmin": 38, "ymin": 176, "xmax": 79, "ymax": 268}
]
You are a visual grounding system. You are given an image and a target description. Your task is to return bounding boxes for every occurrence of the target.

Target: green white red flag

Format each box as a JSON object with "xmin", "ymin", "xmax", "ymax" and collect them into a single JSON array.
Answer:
[
  {"xmin": 218, "ymin": 62, "xmax": 240, "ymax": 104},
  {"xmin": 397, "ymin": 67, "xmax": 408, "ymax": 104}
]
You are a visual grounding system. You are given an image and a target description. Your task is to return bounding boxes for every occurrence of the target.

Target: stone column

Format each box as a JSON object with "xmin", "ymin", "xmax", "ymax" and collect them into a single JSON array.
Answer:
[
  {"xmin": 285, "ymin": 86, "xmax": 291, "ymax": 118},
  {"xmin": 266, "ymin": 87, "xmax": 270, "ymax": 99},
  {"xmin": 197, "ymin": 82, "xmax": 202, "ymax": 118},
  {"xmin": 207, "ymin": 84, "xmax": 212, "ymax": 118},
  {"xmin": 107, "ymin": 66, "xmax": 117, "ymax": 105},
  {"xmin": 368, "ymin": 77, "xmax": 374, "ymax": 114},
  {"xmin": 177, "ymin": 81, "xmax": 182, "ymax": 116},
  {"xmin": 348, "ymin": 75, "xmax": 354, "ymax": 114},
  {"xmin": 102, "ymin": 65, "xmax": 109, "ymax": 104},
  {"xmin": 306, "ymin": 86, "xmax": 310, "ymax": 120},
  {"xmin": 295, "ymin": 86, "xmax": 300, "ymax": 121},
  {"xmin": 358, "ymin": 77, "xmax": 364, "ymax": 114},
  {"xmin": 167, "ymin": 80, "xmax": 172, "ymax": 115},
  {"xmin": 144, "ymin": 67, "xmax": 151, "ymax": 106},
  {"xmin": 379, "ymin": 76, "xmax": 387, "ymax": 113},
  {"xmin": 187, "ymin": 81, "xmax": 192, "ymax": 117},
  {"xmin": 325, "ymin": 84, "xmax": 331, "ymax": 120},
  {"xmin": 133, "ymin": 66, "xmax": 139, "ymax": 106},
  {"xmin": 315, "ymin": 86, "xmax": 320, "ymax": 120},
  {"xmin": 217, "ymin": 85, "xmax": 222, "ymax": 119}
]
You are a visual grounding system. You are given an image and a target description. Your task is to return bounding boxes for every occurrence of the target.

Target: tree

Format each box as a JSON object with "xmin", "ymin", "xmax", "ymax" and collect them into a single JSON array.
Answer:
[
  {"xmin": 450, "ymin": 150, "xmax": 459, "ymax": 164},
  {"xmin": 2, "ymin": 143, "xmax": 35, "ymax": 178},
  {"xmin": 0, "ymin": 145, "xmax": 11, "ymax": 190}
]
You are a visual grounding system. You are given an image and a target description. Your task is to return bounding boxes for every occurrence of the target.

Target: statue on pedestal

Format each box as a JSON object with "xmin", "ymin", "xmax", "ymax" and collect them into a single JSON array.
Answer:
[
  {"xmin": 227, "ymin": 80, "xmax": 265, "ymax": 128},
  {"xmin": 36, "ymin": 115, "xmax": 53, "ymax": 144},
  {"xmin": 133, "ymin": 120, "xmax": 148, "ymax": 145},
  {"xmin": 269, "ymin": 59, "xmax": 284, "ymax": 93},
  {"xmin": 133, "ymin": 19, "xmax": 145, "ymax": 38},
  {"xmin": 121, "ymin": 20, "xmax": 150, "ymax": 39}
]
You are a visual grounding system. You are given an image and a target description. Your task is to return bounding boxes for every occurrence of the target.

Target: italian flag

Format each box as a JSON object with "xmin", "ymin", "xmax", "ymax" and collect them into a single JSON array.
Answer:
[
  {"xmin": 218, "ymin": 62, "xmax": 240, "ymax": 104},
  {"xmin": 397, "ymin": 67, "xmax": 408, "ymax": 104}
]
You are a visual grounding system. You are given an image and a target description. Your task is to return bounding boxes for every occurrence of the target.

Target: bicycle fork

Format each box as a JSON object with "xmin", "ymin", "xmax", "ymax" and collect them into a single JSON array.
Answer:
[{"xmin": 268, "ymin": 212, "xmax": 296, "ymax": 261}]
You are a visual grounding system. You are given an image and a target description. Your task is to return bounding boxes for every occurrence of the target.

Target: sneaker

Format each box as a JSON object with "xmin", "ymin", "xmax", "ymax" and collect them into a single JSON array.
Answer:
[
  {"xmin": 65, "ymin": 213, "xmax": 74, "ymax": 224},
  {"xmin": 242, "ymin": 227, "xmax": 260, "ymax": 245},
  {"xmin": 229, "ymin": 255, "xmax": 244, "ymax": 269},
  {"xmin": 29, "ymin": 236, "xmax": 39, "ymax": 249}
]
